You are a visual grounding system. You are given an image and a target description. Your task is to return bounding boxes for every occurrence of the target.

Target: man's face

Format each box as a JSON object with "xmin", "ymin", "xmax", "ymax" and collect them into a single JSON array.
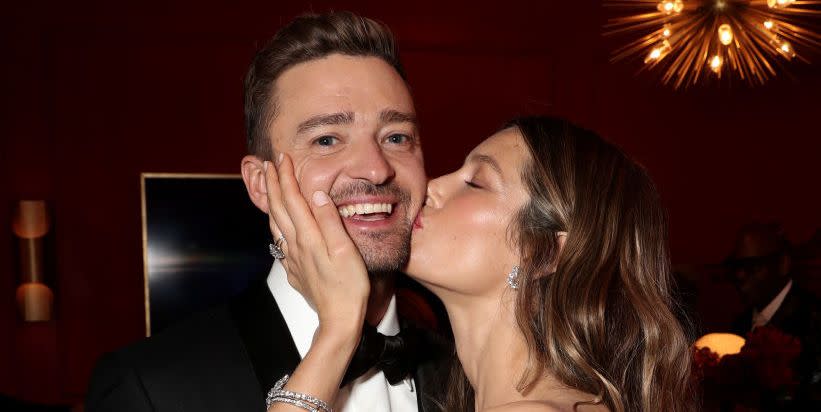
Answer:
[
  {"xmin": 726, "ymin": 232, "xmax": 790, "ymax": 309},
  {"xmin": 729, "ymin": 253, "xmax": 788, "ymax": 309},
  {"xmin": 267, "ymin": 54, "xmax": 426, "ymax": 274}
]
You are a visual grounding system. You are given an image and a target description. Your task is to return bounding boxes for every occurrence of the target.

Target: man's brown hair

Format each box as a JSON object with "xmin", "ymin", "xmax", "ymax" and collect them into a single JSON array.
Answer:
[{"xmin": 243, "ymin": 11, "xmax": 405, "ymax": 159}]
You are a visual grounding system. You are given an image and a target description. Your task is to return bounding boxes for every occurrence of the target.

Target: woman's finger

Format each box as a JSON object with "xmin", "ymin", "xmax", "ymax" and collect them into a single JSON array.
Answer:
[
  {"xmin": 309, "ymin": 190, "xmax": 358, "ymax": 259},
  {"xmin": 277, "ymin": 154, "xmax": 323, "ymax": 249},
  {"xmin": 264, "ymin": 160, "xmax": 296, "ymax": 239}
]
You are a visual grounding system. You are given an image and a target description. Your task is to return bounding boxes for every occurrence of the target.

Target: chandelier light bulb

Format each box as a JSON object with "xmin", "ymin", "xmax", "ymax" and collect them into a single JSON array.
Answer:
[
  {"xmin": 658, "ymin": 1, "xmax": 684, "ymax": 15},
  {"xmin": 778, "ymin": 40, "xmax": 796, "ymax": 58},
  {"xmin": 763, "ymin": 20, "xmax": 774, "ymax": 30},
  {"xmin": 767, "ymin": 0, "xmax": 795, "ymax": 8},
  {"xmin": 710, "ymin": 55, "xmax": 723, "ymax": 72},
  {"xmin": 718, "ymin": 24, "xmax": 734, "ymax": 46},
  {"xmin": 644, "ymin": 40, "xmax": 672, "ymax": 63},
  {"xmin": 769, "ymin": 36, "xmax": 797, "ymax": 59},
  {"xmin": 663, "ymin": 23, "xmax": 673, "ymax": 38}
]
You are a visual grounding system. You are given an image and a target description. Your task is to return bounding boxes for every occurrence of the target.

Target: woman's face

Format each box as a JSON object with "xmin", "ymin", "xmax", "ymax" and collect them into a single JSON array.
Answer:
[{"xmin": 406, "ymin": 128, "xmax": 530, "ymax": 298}]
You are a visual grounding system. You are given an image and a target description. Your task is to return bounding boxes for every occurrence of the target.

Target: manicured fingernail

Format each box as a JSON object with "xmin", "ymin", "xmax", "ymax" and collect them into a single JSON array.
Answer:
[
  {"xmin": 312, "ymin": 191, "xmax": 330, "ymax": 207},
  {"xmin": 263, "ymin": 161, "xmax": 269, "ymax": 172},
  {"xmin": 276, "ymin": 153, "xmax": 284, "ymax": 166}
]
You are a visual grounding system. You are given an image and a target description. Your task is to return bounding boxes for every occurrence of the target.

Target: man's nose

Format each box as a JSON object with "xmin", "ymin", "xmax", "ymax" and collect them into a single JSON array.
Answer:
[
  {"xmin": 346, "ymin": 140, "xmax": 395, "ymax": 184},
  {"xmin": 734, "ymin": 268, "xmax": 749, "ymax": 282}
]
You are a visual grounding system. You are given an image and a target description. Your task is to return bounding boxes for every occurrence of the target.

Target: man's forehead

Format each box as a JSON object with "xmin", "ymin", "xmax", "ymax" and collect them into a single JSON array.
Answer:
[
  {"xmin": 733, "ymin": 232, "xmax": 783, "ymax": 258},
  {"xmin": 276, "ymin": 87, "xmax": 414, "ymax": 120},
  {"xmin": 294, "ymin": 110, "xmax": 417, "ymax": 134}
]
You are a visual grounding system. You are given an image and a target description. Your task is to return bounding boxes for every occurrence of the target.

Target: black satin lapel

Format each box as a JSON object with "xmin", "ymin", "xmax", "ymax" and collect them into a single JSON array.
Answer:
[
  {"xmin": 768, "ymin": 287, "xmax": 811, "ymax": 337},
  {"xmin": 230, "ymin": 278, "xmax": 301, "ymax": 393},
  {"xmin": 731, "ymin": 309, "xmax": 754, "ymax": 336}
]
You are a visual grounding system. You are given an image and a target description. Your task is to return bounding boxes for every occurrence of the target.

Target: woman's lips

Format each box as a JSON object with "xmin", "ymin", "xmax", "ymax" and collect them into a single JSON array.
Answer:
[{"xmin": 413, "ymin": 212, "xmax": 423, "ymax": 229}]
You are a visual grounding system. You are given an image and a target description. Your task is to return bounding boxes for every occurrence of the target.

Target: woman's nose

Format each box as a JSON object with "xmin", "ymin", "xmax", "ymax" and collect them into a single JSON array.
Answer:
[{"xmin": 425, "ymin": 176, "xmax": 446, "ymax": 208}]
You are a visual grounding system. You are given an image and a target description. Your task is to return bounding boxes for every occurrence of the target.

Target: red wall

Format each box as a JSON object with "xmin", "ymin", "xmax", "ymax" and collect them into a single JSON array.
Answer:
[{"xmin": 2, "ymin": 0, "xmax": 819, "ymax": 404}]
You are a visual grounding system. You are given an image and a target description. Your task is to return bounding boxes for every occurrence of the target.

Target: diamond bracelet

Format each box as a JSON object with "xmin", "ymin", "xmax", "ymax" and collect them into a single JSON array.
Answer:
[{"xmin": 265, "ymin": 375, "xmax": 333, "ymax": 412}]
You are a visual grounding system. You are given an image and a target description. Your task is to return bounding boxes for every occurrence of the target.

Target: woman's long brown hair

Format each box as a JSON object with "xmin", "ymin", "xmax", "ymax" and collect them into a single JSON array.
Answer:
[{"xmin": 443, "ymin": 116, "xmax": 696, "ymax": 411}]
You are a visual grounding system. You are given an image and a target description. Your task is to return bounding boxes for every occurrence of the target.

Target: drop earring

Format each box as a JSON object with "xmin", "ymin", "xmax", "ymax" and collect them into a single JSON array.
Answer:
[{"xmin": 507, "ymin": 265, "xmax": 520, "ymax": 289}]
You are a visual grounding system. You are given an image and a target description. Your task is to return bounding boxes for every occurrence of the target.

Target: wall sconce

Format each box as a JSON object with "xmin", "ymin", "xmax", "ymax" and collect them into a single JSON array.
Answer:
[{"xmin": 13, "ymin": 200, "xmax": 53, "ymax": 322}]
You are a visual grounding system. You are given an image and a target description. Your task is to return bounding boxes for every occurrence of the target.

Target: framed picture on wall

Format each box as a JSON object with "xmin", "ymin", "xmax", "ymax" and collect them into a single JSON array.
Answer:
[{"xmin": 140, "ymin": 173, "xmax": 272, "ymax": 336}]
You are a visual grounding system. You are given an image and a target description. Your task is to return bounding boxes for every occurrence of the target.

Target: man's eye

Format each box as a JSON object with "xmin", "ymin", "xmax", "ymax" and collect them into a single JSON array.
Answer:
[
  {"xmin": 314, "ymin": 136, "xmax": 338, "ymax": 146},
  {"xmin": 385, "ymin": 134, "xmax": 410, "ymax": 144}
]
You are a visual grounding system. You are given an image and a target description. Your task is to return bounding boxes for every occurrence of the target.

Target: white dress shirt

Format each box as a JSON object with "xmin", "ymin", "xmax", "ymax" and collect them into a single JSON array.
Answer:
[
  {"xmin": 752, "ymin": 279, "xmax": 793, "ymax": 329},
  {"xmin": 267, "ymin": 261, "xmax": 418, "ymax": 412}
]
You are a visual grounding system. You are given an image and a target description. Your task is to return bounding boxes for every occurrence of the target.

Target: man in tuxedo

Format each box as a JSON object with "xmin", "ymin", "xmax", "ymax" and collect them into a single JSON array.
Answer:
[
  {"xmin": 86, "ymin": 12, "xmax": 446, "ymax": 412},
  {"xmin": 727, "ymin": 223, "xmax": 820, "ymax": 409}
]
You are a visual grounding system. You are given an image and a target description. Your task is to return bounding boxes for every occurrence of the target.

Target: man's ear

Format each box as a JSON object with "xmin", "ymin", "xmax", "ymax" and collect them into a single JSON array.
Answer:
[
  {"xmin": 240, "ymin": 155, "xmax": 270, "ymax": 215},
  {"xmin": 546, "ymin": 231, "xmax": 569, "ymax": 275}
]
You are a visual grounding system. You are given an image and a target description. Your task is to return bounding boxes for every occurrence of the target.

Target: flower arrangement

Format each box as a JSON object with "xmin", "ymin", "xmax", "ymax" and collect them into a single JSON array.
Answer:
[{"xmin": 695, "ymin": 325, "xmax": 802, "ymax": 411}]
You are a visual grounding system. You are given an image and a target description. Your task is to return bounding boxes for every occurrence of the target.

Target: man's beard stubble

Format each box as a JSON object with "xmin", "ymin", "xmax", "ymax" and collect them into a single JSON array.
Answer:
[
  {"xmin": 329, "ymin": 181, "xmax": 413, "ymax": 279},
  {"xmin": 358, "ymin": 221, "xmax": 412, "ymax": 279}
]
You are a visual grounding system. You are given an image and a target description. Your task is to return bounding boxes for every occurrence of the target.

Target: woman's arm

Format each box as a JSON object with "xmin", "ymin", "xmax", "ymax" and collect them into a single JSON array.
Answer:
[{"xmin": 263, "ymin": 155, "xmax": 370, "ymax": 411}]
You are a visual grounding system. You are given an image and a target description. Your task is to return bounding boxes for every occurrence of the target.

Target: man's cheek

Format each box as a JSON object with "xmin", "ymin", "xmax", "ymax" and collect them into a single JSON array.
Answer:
[
  {"xmin": 297, "ymin": 161, "xmax": 341, "ymax": 199},
  {"xmin": 399, "ymin": 164, "xmax": 427, "ymax": 204}
]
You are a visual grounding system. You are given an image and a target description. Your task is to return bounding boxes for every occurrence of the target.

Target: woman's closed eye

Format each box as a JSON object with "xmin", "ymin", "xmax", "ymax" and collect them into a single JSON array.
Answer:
[{"xmin": 465, "ymin": 180, "xmax": 483, "ymax": 189}]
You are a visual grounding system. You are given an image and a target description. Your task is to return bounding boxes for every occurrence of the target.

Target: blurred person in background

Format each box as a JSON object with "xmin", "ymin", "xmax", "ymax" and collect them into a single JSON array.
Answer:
[{"xmin": 726, "ymin": 222, "xmax": 821, "ymax": 408}]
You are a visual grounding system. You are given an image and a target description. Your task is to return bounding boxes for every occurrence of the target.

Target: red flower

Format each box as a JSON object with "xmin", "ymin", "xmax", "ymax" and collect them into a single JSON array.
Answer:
[
  {"xmin": 694, "ymin": 326, "xmax": 803, "ymax": 410},
  {"xmin": 693, "ymin": 346, "xmax": 720, "ymax": 379},
  {"xmin": 738, "ymin": 326, "xmax": 801, "ymax": 390}
]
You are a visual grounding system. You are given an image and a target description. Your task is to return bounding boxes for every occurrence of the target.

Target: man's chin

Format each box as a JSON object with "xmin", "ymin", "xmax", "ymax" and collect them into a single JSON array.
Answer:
[{"xmin": 354, "ymin": 235, "xmax": 410, "ymax": 276}]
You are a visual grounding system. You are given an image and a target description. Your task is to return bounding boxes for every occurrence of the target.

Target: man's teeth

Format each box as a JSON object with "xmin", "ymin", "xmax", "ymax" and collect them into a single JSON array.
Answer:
[{"xmin": 337, "ymin": 203, "xmax": 393, "ymax": 218}]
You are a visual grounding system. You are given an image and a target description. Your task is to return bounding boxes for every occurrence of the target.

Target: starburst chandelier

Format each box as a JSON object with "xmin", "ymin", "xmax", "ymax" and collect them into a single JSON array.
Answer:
[{"xmin": 605, "ymin": 0, "xmax": 821, "ymax": 88}]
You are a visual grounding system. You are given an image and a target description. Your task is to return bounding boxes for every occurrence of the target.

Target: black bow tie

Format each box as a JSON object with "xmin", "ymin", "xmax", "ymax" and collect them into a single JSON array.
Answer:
[{"xmin": 341, "ymin": 323, "xmax": 428, "ymax": 386}]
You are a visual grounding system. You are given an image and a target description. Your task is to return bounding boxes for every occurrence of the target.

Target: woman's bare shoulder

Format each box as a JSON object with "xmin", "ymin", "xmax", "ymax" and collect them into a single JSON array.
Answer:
[{"xmin": 482, "ymin": 400, "xmax": 608, "ymax": 412}]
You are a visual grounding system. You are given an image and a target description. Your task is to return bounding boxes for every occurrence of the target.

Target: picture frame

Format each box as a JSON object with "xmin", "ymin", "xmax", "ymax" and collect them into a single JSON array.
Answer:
[{"xmin": 140, "ymin": 173, "xmax": 272, "ymax": 336}]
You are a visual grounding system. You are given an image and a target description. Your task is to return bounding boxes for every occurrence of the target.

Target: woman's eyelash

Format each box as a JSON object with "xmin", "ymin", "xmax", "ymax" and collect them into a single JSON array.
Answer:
[{"xmin": 465, "ymin": 180, "xmax": 482, "ymax": 189}]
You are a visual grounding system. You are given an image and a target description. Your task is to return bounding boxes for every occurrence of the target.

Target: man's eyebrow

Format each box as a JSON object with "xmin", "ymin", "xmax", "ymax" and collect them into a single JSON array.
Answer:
[
  {"xmin": 296, "ymin": 112, "xmax": 354, "ymax": 134},
  {"xmin": 379, "ymin": 109, "xmax": 417, "ymax": 126},
  {"xmin": 468, "ymin": 154, "xmax": 503, "ymax": 175}
]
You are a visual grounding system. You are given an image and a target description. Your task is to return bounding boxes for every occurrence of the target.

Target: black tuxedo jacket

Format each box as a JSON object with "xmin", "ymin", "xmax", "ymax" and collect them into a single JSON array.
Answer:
[{"xmin": 86, "ymin": 279, "xmax": 448, "ymax": 412}]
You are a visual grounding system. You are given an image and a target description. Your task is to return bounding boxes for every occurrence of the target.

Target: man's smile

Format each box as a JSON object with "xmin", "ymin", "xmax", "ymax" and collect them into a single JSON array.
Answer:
[{"xmin": 337, "ymin": 202, "xmax": 393, "ymax": 218}]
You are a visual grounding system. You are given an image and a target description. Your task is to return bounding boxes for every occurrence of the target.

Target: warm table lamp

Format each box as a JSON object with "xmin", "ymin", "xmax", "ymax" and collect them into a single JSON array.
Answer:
[
  {"xmin": 695, "ymin": 333, "xmax": 746, "ymax": 358},
  {"xmin": 13, "ymin": 200, "xmax": 53, "ymax": 322}
]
